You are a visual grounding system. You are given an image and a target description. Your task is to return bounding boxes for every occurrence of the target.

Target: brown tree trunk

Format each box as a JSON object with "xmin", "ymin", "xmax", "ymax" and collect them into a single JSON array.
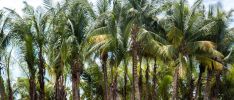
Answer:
[
  {"xmin": 195, "ymin": 64, "xmax": 205, "ymax": 100},
  {"xmin": 55, "ymin": 75, "xmax": 66, "ymax": 100},
  {"xmin": 38, "ymin": 46, "xmax": 45, "ymax": 100},
  {"xmin": 211, "ymin": 71, "xmax": 221, "ymax": 100},
  {"xmin": 7, "ymin": 78, "xmax": 13, "ymax": 100},
  {"xmin": 145, "ymin": 59, "xmax": 151, "ymax": 100},
  {"xmin": 7, "ymin": 66, "xmax": 13, "ymax": 100},
  {"xmin": 204, "ymin": 69, "xmax": 212, "ymax": 100},
  {"xmin": 187, "ymin": 58, "xmax": 194, "ymax": 100},
  {"xmin": 131, "ymin": 25, "xmax": 140, "ymax": 100},
  {"xmin": 101, "ymin": 53, "xmax": 109, "ymax": 100},
  {"xmin": 138, "ymin": 57, "xmax": 142, "ymax": 99},
  {"xmin": 55, "ymin": 59, "xmax": 66, "ymax": 100},
  {"xmin": 0, "ymin": 74, "xmax": 6, "ymax": 100},
  {"xmin": 172, "ymin": 67, "xmax": 179, "ymax": 100},
  {"xmin": 152, "ymin": 58, "xmax": 157, "ymax": 100},
  {"xmin": 28, "ymin": 60, "xmax": 36, "ymax": 100},
  {"xmin": 123, "ymin": 61, "xmax": 128, "ymax": 100},
  {"xmin": 29, "ymin": 74, "xmax": 36, "ymax": 100},
  {"xmin": 72, "ymin": 59, "xmax": 81, "ymax": 100},
  {"xmin": 112, "ymin": 71, "xmax": 118, "ymax": 100}
]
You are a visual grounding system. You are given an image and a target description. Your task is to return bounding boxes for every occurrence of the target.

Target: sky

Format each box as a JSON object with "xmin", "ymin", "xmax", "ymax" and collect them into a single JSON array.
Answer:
[{"xmin": 0, "ymin": 0, "xmax": 233, "ymax": 82}]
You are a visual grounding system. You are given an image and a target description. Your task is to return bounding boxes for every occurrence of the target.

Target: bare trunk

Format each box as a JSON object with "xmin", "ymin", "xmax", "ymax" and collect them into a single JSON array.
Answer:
[
  {"xmin": 187, "ymin": 58, "xmax": 194, "ymax": 100},
  {"xmin": 72, "ymin": 59, "xmax": 80, "ymax": 100},
  {"xmin": 112, "ymin": 72, "xmax": 118, "ymax": 100},
  {"xmin": 195, "ymin": 64, "xmax": 205, "ymax": 100},
  {"xmin": 7, "ymin": 78, "xmax": 13, "ymax": 100},
  {"xmin": 29, "ymin": 74, "xmax": 36, "ymax": 100},
  {"xmin": 138, "ymin": 57, "xmax": 142, "ymax": 99},
  {"xmin": 7, "ymin": 66, "xmax": 13, "ymax": 100},
  {"xmin": 131, "ymin": 25, "xmax": 140, "ymax": 100},
  {"xmin": 0, "ymin": 74, "xmax": 6, "ymax": 100},
  {"xmin": 55, "ymin": 59, "xmax": 66, "ymax": 100},
  {"xmin": 211, "ymin": 71, "xmax": 221, "ymax": 100},
  {"xmin": 204, "ymin": 69, "xmax": 212, "ymax": 100},
  {"xmin": 124, "ymin": 61, "xmax": 128, "ymax": 100},
  {"xmin": 55, "ymin": 75, "xmax": 66, "ymax": 100},
  {"xmin": 172, "ymin": 67, "xmax": 179, "ymax": 100},
  {"xmin": 28, "ymin": 60, "xmax": 36, "ymax": 100},
  {"xmin": 38, "ymin": 46, "xmax": 45, "ymax": 100},
  {"xmin": 152, "ymin": 58, "xmax": 157, "ymax": 100},
  {"xmin": 101, "ymin": 53, "xmax": 109, "ymax": 100},
  {"xmin": 145, "ymin": 59, "xmax": 150, "ymax": 100}
]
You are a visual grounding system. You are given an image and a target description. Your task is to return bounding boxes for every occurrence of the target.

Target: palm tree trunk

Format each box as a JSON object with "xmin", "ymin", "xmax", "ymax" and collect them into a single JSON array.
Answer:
[
  {"xmin": 124, "ymin": 61, "xmax": 128, "ymax": 100},
  {"xmin": 112, "ymin": 71, "xmax": 118, "ymax": 100},
  {"xmin": 211, "ymin": 71, "xmax": 221, "ymax": 100},
  {"xmin": 7, "ymin": 65, "xmax": 13, "ymax": 100},
  {"xmin": 187, "ymin": 57, "xmax": 194, "ymax": 100},
  {"xmin": 7, "ymin": 77, "xmax": 13, "ymax": 100},
  {"xmin": 101, "ymin": 53, "xmax": 109, "ymax": 100},
  {"xmin": 204, "ymin": 69, "xmax": 212, "ymax": 100},
  {"xmin": 29, "ymin": 74, "xmax": 36, "ymax": 100},
  {"xmin": 145, "ymin": 59, "xmax": 151, "ymax": 100},
  {"xmin": 28, "ymin": 60, "xmax": 36, "ymax": 100},
  {"xmin": 152, "ymin": 58, "xmax": 157, "ymax": 100},
  {"xmin": 55, "ymin": 59, "xmax": 66, "ymax": 100},
  {"xmin": 38, "ymin": 46, "xmax": 45, "ymax": 100},
  {"xmin": 195, "ymin": 64, "xmax": 205, "ymax": 100},
  {"xmin": 0, "ymin": 73, "xmax": 6, "ymax": 100},
  {"xmin": 172, "ymin": 66, "xmax": 179, "ymax": 100},
  {"xmin": 138, "ymin": 57, "xmax": 142, "ymax": 99},
  {"xmin": 131, "ymin": 25, "xmax": 140, "ymax": 100},
  {"xmin": 71, "ymin": 59, "xmax": 81, "ymax": 100},
  {"xmin": 55, "ymin": 75, "xmax": 66, "ymax": 100}
]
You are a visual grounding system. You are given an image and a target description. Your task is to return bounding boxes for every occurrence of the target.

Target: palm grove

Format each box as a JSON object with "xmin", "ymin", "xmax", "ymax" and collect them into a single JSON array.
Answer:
[{"xmin": 0, "ymin": 0, "xmax": 234, "ymax": 100}]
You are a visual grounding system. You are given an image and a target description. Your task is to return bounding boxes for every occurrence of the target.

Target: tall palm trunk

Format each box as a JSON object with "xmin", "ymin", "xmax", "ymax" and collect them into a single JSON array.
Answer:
[
  {"xmin": 29, "ymin": 73, "xmax": 36, "ymax": 100},
  {"xmin": 211, "ymin": 71, "xmax": 221, "ymax": 100},
  {"xmin": 71, "ymin": 59, "xmax": 81, "ymax": 100},
  {"xmin": 27, "ymin": 62, "xmax": 36, "ymax": 100},
  {"xmin": 172, "ymin": 66, "xmax": 179, "ymax": 100},
  {"xmin": 55, "ymin": 75, "xmax": 66, "ymax": 100},
  {"xmin": 55, "ymin": 59, "xmax": 66, "ymax": 100},
  {"xmin": 0, "ymin": 72, "xmax": 6, "ymax": 100},
  {"xmin": 138, "ymin": 57, "xmax": 142, "ymax": 99},
  {"xmin": 101, "ymin": 53, "xmax": 109, "ymax": 100},
  {"xmin": 112, "ymin": 70, "xmax": 118, "ymax": 100},
  {"xmin": 145, "ymin": 59, "xmax": 151, "ymax": 100},
  {"xmin": 6, "ymin": 63, "xmax": 13, "ymax": 100},
  {"xmin": 7, "ymin": 78, "xmax": 13, "ymax": 100},
  {"xmin": 123, "ymin": 61, "xmax": 128, "ymax": 100},
  {"xmin": 38, "ymin": 46, "xmax": 45, "ymax": 100},
  {"xmin": 131, "ymin": 25, "xmax": 140, "ymax": 100},
  {"xmin": 195, "ymin": 64, "xmax": 205, "ymax": 99},
  {"xmin": 204, "ymin": 69, "xmax": 212, "ymax": 100},
  {"xmin": 187, "ymin": 57, "xmax": 194, "ymax": 100},
  {"xmin": 152, "ymin": 58, "xmax": 157, "ymax": 100}
]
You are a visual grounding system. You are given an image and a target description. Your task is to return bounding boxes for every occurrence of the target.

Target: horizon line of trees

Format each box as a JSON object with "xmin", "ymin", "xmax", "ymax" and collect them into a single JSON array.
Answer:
[{"xmin": 0, "ymin": 0, "xmax": 234, "ymax": 100}]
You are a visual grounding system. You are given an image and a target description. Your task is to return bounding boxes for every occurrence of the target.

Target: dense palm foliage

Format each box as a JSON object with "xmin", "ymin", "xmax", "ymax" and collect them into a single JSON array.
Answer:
[{"xmin": 0, "ymin": 0, "xmax": 234, "ymax": 100}]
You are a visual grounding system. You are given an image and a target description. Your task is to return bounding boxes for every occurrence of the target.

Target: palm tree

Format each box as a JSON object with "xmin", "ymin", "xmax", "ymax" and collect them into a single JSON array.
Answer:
[
  {"xmin": 87, "ymin": 0, "xmax": 114, "ymax": 99},
  {"xmin": 65, "ymin": 0, "xmax": 93, "ymax": 99},
  {"xmin": 8, "ymin": 5, "xmax": 37, "ymax": 99},
  {"xmin": 203, "ymin": 5, "xmax": 234, "ymax": 99},
  {"xmin": 0, "ymin": 10, "xmax": 9, "ymax": 100},
  {"xmin": 25, "ymin": 5, "xmax": 49, "ymax": 100},
  {"xmin": 158, "ymin": 0, "xmax": 224, "ymax": 99}
]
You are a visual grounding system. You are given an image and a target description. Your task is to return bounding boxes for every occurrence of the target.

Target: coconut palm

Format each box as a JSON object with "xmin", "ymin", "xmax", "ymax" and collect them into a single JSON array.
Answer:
[{"xmin": 65, "ymin": 0, "xmax": 92, "ymax": 99}]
